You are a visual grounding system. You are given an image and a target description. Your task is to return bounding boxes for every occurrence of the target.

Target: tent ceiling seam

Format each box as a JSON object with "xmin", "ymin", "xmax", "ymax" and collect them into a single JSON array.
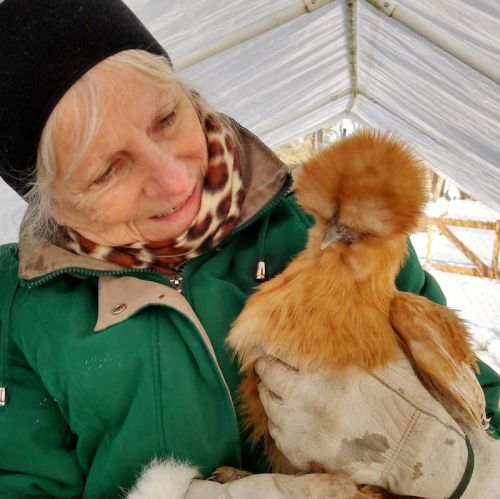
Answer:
[
  {"xmin": 254, "ymin": 88, "xmax": 351, "ymax": 137},
  {"xmin": 359, "ymin": 91, "xmax": 453, "ymax": 155}
]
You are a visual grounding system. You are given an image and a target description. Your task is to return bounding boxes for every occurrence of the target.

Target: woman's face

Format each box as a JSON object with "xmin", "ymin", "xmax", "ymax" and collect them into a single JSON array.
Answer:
[{"xmin": 50, "ymin": 64, "xmax": 208, "ymax": 246}]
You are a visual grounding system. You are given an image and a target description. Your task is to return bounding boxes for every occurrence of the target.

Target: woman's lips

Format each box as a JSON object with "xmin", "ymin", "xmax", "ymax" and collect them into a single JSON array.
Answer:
[{"xmin": 149, "ymin": 183, "xmax": 199, "ymax": 223}]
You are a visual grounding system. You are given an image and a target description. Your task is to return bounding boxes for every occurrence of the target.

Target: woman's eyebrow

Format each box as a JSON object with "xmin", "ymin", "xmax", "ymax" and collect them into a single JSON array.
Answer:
[{"xmin": 91, "ymin": 101, "xmax": 173, "ymax": 166}]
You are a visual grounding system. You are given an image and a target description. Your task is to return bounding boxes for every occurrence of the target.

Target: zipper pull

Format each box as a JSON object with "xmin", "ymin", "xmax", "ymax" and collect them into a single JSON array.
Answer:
[
  {"xmin": 0, "ymin": 386, "xmax": 6, "ymax": 407},
  {"xmin": 169, "ymin": 274, "xmax": 184, "ymax": 293},
  {"xmin": 255, "ymin": 261, "xmax": 267, "ymax": 281}
]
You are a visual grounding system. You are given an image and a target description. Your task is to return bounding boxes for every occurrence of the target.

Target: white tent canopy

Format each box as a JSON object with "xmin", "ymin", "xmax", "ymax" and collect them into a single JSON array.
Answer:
[{"xmin": 1, "ymin": 0, "xmax": 499, "ymax": 242}]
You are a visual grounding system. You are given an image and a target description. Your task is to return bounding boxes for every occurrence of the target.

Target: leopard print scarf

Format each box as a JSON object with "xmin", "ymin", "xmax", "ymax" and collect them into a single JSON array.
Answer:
[{"xmin": 62, "ymin": 112, "xmax": 245, "ymax": 276}]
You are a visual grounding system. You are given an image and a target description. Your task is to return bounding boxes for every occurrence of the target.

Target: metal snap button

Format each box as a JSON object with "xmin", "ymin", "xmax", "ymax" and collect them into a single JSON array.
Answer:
[{"xmin": 111, "ymin": 303, "xmax": 127, "ymax": 315}]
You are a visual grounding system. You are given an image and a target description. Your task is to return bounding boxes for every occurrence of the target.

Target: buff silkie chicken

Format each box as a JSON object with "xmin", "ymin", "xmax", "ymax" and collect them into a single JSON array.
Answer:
[{"xmin": 225, "ymin": 131, "xmax": 500, "ymax": 498}]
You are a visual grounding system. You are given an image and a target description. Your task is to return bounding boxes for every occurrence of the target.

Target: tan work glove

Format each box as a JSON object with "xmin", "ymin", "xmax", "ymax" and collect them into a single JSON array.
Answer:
[
  {"xmin": 187, "ymin": 473, "xmax": 357, "ymax": 498},
  {"xmin": 256, "ymin": 355, "xmax": 470, "ymax": 498},
  {"xmin": 127, "ymin": 459, "xmax": 358, "ymax": 499}
]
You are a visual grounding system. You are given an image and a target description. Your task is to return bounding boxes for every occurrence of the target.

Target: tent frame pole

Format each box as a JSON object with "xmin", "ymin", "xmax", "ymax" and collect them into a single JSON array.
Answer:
[
  {"xmin": 366, "ymin": 0, "xmax": 500, "ymax": 86},
  {"xmin": 175, "ymin": 0, "xmax": 335, "ymax": 69},
  {"xmin": 345, "ymin": 0, "xmax": 359, "ymax": 113}
]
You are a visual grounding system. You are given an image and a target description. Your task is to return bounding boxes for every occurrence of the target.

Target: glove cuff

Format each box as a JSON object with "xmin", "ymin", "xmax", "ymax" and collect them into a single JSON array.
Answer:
[{"xmin": 126, "ymin": 459, "xmax": 200, "ymax": 499}]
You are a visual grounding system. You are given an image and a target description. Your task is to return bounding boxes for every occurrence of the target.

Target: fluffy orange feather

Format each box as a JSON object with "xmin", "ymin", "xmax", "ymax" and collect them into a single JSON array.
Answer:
[{"xmin": 227, "ymin": 131, "xmax": 487, "ymax": 480}]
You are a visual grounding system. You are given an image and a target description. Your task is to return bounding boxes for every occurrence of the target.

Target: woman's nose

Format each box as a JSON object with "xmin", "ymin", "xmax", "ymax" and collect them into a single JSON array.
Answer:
[{"xmin": 140, "ymin": 146, "xmax": 191, "ymax": 198}]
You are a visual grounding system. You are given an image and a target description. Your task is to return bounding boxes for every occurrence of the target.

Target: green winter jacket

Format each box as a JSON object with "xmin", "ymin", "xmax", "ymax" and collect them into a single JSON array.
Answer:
[{"xmin": 0, "ymin": 126, "xmax": 498, "ymax": 498}]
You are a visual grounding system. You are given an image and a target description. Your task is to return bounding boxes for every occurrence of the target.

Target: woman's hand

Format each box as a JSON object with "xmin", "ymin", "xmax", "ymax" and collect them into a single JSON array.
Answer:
[{"xmin": 256, "ymin": 355, "xmax": 470, "ymax": 498}]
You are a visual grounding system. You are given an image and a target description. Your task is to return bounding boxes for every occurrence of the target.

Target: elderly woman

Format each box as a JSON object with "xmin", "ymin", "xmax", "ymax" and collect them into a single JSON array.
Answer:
[{"xmin": 0, "ymin": 1, "xmax": 498, "ymax": 498}]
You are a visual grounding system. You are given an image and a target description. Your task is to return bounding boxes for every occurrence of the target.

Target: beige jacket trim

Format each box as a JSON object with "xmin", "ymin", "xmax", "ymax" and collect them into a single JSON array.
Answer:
[{"xmin": 96, "ymin": 275, "xmax": 216, "ymax": 363}]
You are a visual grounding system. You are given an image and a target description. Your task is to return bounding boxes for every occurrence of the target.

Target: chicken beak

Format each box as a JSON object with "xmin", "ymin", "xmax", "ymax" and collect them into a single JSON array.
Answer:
[{"xmin": 321, "ymin": 219, "xmax": 359, "ymax": 249}]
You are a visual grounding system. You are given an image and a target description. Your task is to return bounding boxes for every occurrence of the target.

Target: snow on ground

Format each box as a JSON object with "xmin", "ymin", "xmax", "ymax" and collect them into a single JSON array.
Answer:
[
  {"xmin": 411, "ymin": 199, "xmax": 500, "ymax": 373},
  {"xmin": 416, "ymin": 265, "xmax": 500, "ymax": 373}
]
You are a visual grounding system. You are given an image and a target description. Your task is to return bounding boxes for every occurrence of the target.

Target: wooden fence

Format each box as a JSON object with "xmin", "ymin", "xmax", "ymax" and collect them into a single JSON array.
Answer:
[{"xmin": 423, "ymin": 217, "xmax": 500, "ymax": 279}]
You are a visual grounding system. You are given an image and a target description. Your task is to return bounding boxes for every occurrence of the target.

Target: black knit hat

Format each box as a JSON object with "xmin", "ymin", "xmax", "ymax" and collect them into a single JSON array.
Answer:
[{"xmin": 0, "ymin": 0, "xmax": 169, "ymax": 197}]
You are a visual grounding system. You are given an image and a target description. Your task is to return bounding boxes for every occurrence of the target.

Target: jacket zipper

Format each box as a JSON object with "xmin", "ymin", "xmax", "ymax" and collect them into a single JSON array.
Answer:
[
  {"xmin": 23, "ymin": 173, "xmax": 292, "ymax": 291},
  {"xmin": 168, "ymin": 272, "xmax": 184, "ymax": 293},
  {"xmin": 23, "ymin": 267, "xmax": 169, "ymax": 289}
]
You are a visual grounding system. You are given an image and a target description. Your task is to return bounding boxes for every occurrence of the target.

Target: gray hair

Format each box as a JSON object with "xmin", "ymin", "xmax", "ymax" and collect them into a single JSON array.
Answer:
[{"xmin": 20, "ymin": 49, "xmax": 236, "ymax": 249}]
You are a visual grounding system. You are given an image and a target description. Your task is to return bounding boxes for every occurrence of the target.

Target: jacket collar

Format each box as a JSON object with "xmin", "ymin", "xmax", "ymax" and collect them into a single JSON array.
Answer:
[{"xmin": 18, "ymin": 121, "xmax": 289, "ymax": 281}]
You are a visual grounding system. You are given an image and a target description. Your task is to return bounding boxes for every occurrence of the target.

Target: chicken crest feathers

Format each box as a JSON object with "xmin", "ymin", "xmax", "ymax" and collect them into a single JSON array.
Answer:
[{"xmin": 295, "ymin": 130, "xmax": 428, "ymax": 240}]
